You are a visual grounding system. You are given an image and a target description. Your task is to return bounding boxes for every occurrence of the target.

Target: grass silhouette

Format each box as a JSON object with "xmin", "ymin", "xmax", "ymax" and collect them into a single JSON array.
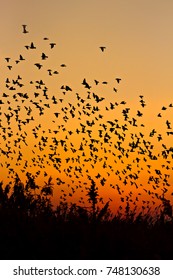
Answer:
[{"xmin": 0, "ymin": 174, "xmax": 173, "ymax": 260}]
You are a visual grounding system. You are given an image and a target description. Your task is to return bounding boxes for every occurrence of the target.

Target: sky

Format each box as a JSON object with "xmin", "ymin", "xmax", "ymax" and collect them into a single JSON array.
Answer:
[{"xmin": 1, "ymin": 0, "xmax": 173, "ymax": 213}]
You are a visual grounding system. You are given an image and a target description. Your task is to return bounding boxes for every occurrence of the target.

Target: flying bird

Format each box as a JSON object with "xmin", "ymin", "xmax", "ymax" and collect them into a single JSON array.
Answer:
[
  {"xmin": 54, "ymin": 112, "xmax": 60, "ymax": 118},
  {"xmin": 41, "ymin": 53, "xmax": 48, "ymax": 60},
  {"xmin": 100, "ymin": 46, "xmax": 106, "ymax": 52},
  {"xmin": 50, "ymin": 43, "xmax": 56, "ymax": 49},
  {"xmin": 7, "ymin": 65, "xmax": 12, "ymax": 70},
  {"xmin": 5, "ymin": 57, "xmax": 10, "ymax": 63},
  {"xmin": 22, "ymin": 25, "xmax": 29, "ymax": 34},
  {"xmin": 115, "ymin": 78, "xmax": 121, "ymax": 83},
  {"xmin": 34, "ymin": 63, "xmax": 43, "ymax": 69},
  {"xmin": 30, "ymin": 42, "xmax": 36, "ymax": 49},
  {"xmin": 19, "ymin": 55, "xmax": 25, "ymax": 61}
]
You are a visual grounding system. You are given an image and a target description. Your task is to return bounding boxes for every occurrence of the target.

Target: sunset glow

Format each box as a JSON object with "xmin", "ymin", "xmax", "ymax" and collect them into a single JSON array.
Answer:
[{"xmin": 1, "ymin": 1, "xmax": 173, "ymax": 216}]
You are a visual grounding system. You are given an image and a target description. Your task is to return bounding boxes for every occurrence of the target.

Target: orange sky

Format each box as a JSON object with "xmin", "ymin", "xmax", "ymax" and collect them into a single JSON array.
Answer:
[{"xmin": 1, "ymin": 0, "xmax": 173, "ymax": 214}]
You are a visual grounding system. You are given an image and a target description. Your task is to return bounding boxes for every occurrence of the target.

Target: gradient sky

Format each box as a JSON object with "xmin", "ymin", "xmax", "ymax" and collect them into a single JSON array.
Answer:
[
  {"xmin": 1, "ymin": 1, "xmax": 173, "ymax": 108},
  {"xmin": 1, "ymin": 0, "xmax": 173, "ymax": 213}
]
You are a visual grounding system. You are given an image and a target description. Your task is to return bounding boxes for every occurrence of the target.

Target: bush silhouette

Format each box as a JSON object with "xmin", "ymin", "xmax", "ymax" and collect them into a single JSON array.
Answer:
[{"xmin": 0, "ymin": 173, "xmax": 173, "ymax": 260}]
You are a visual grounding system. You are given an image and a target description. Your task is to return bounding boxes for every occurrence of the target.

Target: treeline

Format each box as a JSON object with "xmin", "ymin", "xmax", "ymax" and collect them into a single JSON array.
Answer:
[{"xmin": 0, "ymin": 173, "xmax": 173, "ymax": 259}]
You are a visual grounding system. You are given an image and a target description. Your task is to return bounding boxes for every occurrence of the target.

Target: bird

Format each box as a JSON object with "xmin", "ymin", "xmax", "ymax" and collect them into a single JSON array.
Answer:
[
  {"xmin": 82, "ymin": 78, "xmax": 91, "ymax": 89},
  {"xmin": 137, "ymin": 110, "xmax": 143, "ymax": 117},
  {"xmin": 34, "ymin": 63, "xmax": 43, "ymax": 69},
  {"xmin": 22, "ymin": 25, "xmax": 29, "ymax": 34},
  {"xmin": 30, "ymin": 42, "xmax": 36, "ymax": 49},
  {"xmin": 54, "ymin": 112, "xmax": 60, "ymax": 118},
  {"xmin": 5, "ymin": 58, "xmax": 10, "ymax": 63},
  {"xmin": 50, "ymin": 43, "xmax": 56, "ymax": 49},
  {"xmin": 47, "ymin": 69, "xmax": 52, "ymax": 76},
  {"xmin": 115, "ymin": 78, "xmax": 121, "ymax": 83},
  {"xmin": 19, "ymin": 55, "xmax": 25, "ymax": 61},
  {"xmin": 100, "ymin": 46, "xmax": 106, "ymax": 52},
  {"xmin": 166, "ymin": 120, "xmax": 171, "ymax": 129},
  {"xmin": 41, "ymin": 53, "xmax": 48, "ymax": 60}
]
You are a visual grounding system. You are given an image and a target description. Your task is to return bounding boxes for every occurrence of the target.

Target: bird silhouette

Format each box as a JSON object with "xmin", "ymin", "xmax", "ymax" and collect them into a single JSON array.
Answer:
[
  {"xmin": 50, "ymin": 43, "xmax": 56, "ymax": 49},
  {"xmin": 5, "ymin": 57, "xmax": 10, "ymax": 62},
  {"xmin": 22, "ymin": 25, "xmax": 29, "ymax": 34},
  {"xmin": 100, "ymin": 46, "xmax": 106, "ymax": 52},
  {"xmin": 41, "ymin": 53, "xmax": 48, "ymax": 60},
  {"xmin": 30, "ymin": 42, "xmax": 36, "ymax": 49},
  {"xmin": 34, "ymin": 63, "xmax": 43, "ymax": 69},
  {"xmin": 115, "ymin": 78, "xmax": 121, "ymax": 83}
]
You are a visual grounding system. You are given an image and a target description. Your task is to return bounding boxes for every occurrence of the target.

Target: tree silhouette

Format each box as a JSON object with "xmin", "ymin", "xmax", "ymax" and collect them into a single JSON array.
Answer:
[{"xmin": 86, "ymin": 178, "xmax": 99, "ymax": 222}]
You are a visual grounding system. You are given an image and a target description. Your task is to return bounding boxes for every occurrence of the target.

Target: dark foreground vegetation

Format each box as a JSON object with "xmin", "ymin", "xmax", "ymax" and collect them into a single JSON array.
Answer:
[{"xmin": 0, "ymin": 173, "xmax": 173, "ymax": 260}]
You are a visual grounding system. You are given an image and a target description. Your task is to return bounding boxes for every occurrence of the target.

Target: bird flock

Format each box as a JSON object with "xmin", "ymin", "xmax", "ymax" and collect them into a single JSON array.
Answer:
[{"xmin": 0, "ymin": 25, "xmax": 173, "ymax": 213}]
